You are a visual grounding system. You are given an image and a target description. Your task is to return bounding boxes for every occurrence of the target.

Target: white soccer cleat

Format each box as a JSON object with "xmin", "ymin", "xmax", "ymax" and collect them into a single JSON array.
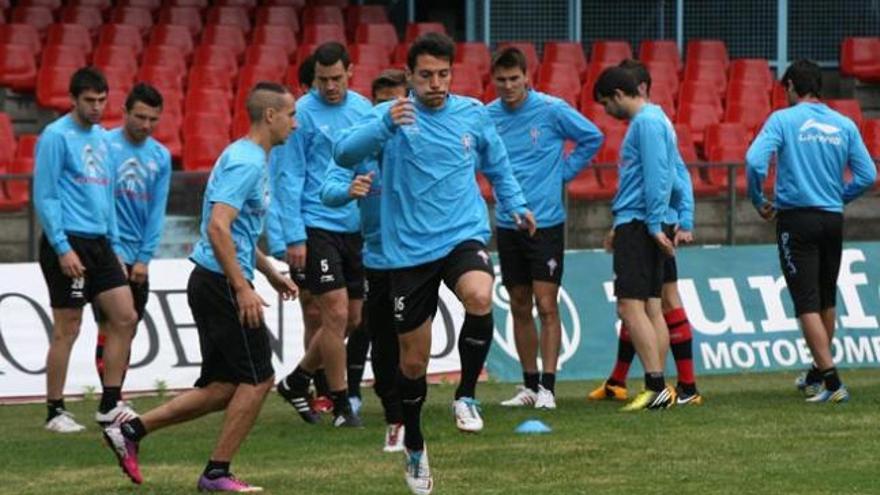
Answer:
[
  {"xmin": 452, "ymin": 397, "xmax": 484, "ymax": 433},
  {"xmin": 534, "ymin": 386, "xmax": 557, "ymax": 410},
  {"xmin": 404, "ymin": 447, "xmax": 433, "ymax": 495},
  {"xmin": 45, "ymin": 410, "xmax": 86, "ymax": 433},
  {"xmin": 383, "ymin": 423, "xmax": 405, "ymax": 453},
  {"xmin": 95, "ymin": 401, "xmax": 139, "ymax": 427},
  {"xmin": 500, "ymin": 386, "xmax": 538, "ymax": 407}
]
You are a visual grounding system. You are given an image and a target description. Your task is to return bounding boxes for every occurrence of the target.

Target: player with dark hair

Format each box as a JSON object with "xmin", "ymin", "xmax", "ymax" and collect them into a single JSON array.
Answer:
[
  {"xmin": 371, "ymin": 68, "xmax": 407, "ymax": 102},
  {"xmin": 35, "ymin": 66, "xmax": 139, "ymax": 433},
  {"xmin": 274, "ymin": 41, "xmax": 372, "ymax": 427},
  {"xmin": 93, "ymin": 83, "xmax": 171, "ymax": 388},
  {"xmin": 746, "ymin": 59, "xmax": 876, "ymax": 403},
  {"xmin": 488, "ymin": 47, "xmax": 603, "ymax": 409},
  {"xmin": 589, "ymin": 59, "xmax": 702, "ymax": 405},
  {"xmin": 298, "ymin": 53, "xmax": 316, "ymax": 94},
  {"xmin": 335, "ymin": 32, "xmax": 536, "ymax": 494},
  {"xmin": 101, "ymin": 82, "xmax": 299, "ymax": 490},
  {"xmin": 593, "ymin": 66, "xmax": 677, "ymax": 411}
]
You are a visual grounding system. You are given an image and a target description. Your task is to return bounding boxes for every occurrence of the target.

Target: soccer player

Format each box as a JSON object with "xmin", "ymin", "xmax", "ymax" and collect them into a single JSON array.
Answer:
[
  {"xmin": 102, "ymin": 82, "xmax": 299, "ymax": 489},
  {"xmin": 334, "ymin": 33, "xmax": 536, "ymax": 494},
  {"xmin": 593, "ymin": 66, "xmax": 677, "ymax": 411},
  {"xmin": 487, "ymin": 47, "xmax": 603, "ymax": 410},
  {"xmin": 274, "ymin": 42, "xmax": 372, "ymax": 427},
  {"xmin": 321, "ymin": 68, "xmax": 409, "ymax": 451},
  {"xmin": 746, "ymin": 59, "xmax": 876, "ymax": 403},
  {"xmin": 589, "ymin": 59, "xmax": 702, "ymax": 405},
  {"xmin": 93, "ymin": 83, "xmax": 171, "ymax": 386},
  {"xmin": 34, "ymin": 66, "xmax": 139, "ymax": 433}
]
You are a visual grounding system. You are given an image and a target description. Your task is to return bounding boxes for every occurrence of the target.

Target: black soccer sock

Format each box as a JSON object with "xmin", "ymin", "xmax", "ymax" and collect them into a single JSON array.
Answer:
[
  {"xmin": 314, "ymin": 369, "xmax": 330, "ymax": 397},
  {"xmin": 120, "ymin": 417, "xmax": 147, "ymax": 442},
  {"xmin": 455, "ymin": 313, "xmax": 494, "ymax": 400},
  {"xmin": 523, "ymin": 371, "xmax": 539, "ymax": 393},
  {"xmin": 806, "ymin": 364, "xmax": 822, "ymax": 384},
  {"xmin": 203, "ymin": 460, "xmax": 231, "ymax": 479},
  {"xmin": 398, "ymin": 371, "xmax": 426, "ymax": 452},
  {"xmin": 645, "ymin": 372, "xmax": 666, "ymax": 393},
  {"xmin": 821, "ymin": 367, "xmax": 842, "ymax": 392},
  {"xmin": 99, "ymin": 386, "xmax": 122, "ymax": 414},
  {"xmin": 346, "ymin": 324, "xmax": 370, "ymax": 399},
  {"xmin": 330, "ymin": 389, "xmax": 351, "ymax": 416},
  {"xmin": 46, "ymin": 399, "xmax": 65, "ymax": 422},
  {"xmin": 541, "ymin": 373, "xmax": 556, "ymax": 394},
  {"xmin": 284, "ymin": 366, "xmax": 313, "ymax": 394}
]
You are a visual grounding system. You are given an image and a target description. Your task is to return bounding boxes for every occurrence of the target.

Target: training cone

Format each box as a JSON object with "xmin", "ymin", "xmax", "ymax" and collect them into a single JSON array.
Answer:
[{"xmin": 515, "ymin": 419, "xmax": 552, "ymax": 434}]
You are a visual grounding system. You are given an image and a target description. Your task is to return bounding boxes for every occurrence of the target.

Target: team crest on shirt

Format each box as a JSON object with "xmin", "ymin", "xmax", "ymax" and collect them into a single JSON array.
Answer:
[
  {"xmin": 461, "ymin": 133, "xmax": 473, "ymax": 153},
  {"xmin": 77, "ymin": 143, "xmax": 109, "ymax": 185},
  {"xmin": 116, "ymin": 158, "xmax": 150, "ymax": 200},
  {"xmin": 529, "ymin": 127, "xmax": 540, "ymax": 146}
]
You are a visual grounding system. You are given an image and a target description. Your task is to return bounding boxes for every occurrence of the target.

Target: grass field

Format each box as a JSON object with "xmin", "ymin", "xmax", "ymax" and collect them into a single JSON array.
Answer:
[{"xmin": 2, "ymin": 370, "xmax": 879, "ymax": 495}]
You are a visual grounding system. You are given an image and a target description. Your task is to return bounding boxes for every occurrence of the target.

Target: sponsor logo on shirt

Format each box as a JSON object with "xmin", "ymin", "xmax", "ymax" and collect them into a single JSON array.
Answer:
[
  {"xmin": 75, "ymin": 143, "xmax": 110, "ymax": 185},
  {"xmin": 116, "ymin": 158, "xmax": 154, "ymax": 201},
  {"xmin": 798, "ymin": 118, "xmax": 842, "ymax": 146}
]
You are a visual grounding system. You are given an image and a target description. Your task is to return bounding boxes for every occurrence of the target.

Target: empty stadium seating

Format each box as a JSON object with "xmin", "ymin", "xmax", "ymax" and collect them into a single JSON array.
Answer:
[{"xmin": 840, "ymin": 37, "xmax": 880, "ymax": 83}]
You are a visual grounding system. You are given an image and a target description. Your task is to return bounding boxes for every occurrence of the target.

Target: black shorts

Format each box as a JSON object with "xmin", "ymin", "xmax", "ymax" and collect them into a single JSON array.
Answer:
[
  {"xmin": 92, "ymin": 264, "xmax": 149, "ymax": 323},
  {"xmin": 38, "ymin": 234, "xmax": 128, "ymax": 309},
  {"xmin": 776, "ymin": 208, "xmax": 843, "ymax": 316},
  {"xmin": 390, "ymin": 240, "xmax": 494, "ymax": 334},
  {"xmin": 662, "ymin": 224, "xmax": 678, "ymax": 284},
  {"xmin": 613, "ymin": 220, "xmax": 664, "ymax": 300},
  {"xmin": 295, "ymin": 227, "xmax": 364, "ymax": 298},
  {"xmin": 364, "ymin": 268, "xmax": 392, "ymax": 340},
  {"xmin": 187, "ymin": 265, "xmax": 274, "ymax": 387},
  {"xmin": 497, "ymin": 223, "xmax": 565, "ymax": 287}
]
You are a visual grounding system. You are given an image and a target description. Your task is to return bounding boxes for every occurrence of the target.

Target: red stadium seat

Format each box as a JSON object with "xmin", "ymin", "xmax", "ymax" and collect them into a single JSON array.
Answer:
[
  {"xmin": 45, "ymin": 23, "xmax": 92, "ymax": 57},
  {"xmin": 349, "ymin": 43, "xmax": 390, "ymax": 67},
  {"xmin": 206, "ymin": 6, "xmax": 252, "ymax": 34},
  {"xmin": 674, "ymin": 124, "xmax": 698, "ymax": 163},
  {"xmin": 0, "ymin": 44, "xmax": 37, "ymax": 92},
  {"xmin": 543, "ymin": 41, "xmax": 587, "ymax": 75},
  {"xmin": 678, "ymin": 79, "xmax": 723, "ymax": 116},
  {"xmin": 348, "ymin": 64, "xmax": 384, "ymax": 97},
  {"xmin": 644, "ymin": 60, "xmax": 680, "ymax": 98},
  {"xmin": 138, "ymin": 63, "xmax": 185, "ymax": 93},
  {"xmin": 187, "ymin": 66, "xmax": 235, "ymax": 95},
  {"xmin": 676, "ymin": 101, "xmax": 721, "ymax": 147},
  {"xmin": 594, "ymin": 125, "xmax": 628, "ymax": 190},
  {"xmin": 252, "ymin": 25, "xmax": 298, "ymax": 57},
  {"xmin": 728, "ymin": 58, "xmax": 772, "ymax": 95},
  {"xmin": 405, "ymin": 22, "xmax": 446, "ymax": 42},
  {"xmin": 185, "ymin": 89, "xmax": 233, "ymax": 123},
  {"xmin": 705, "ymin": 145, "xmax": 748, "ymax": 194},
  {"xmin": 591, "ymin": 40, "xmax": 632, "ymax": 65},
  {"xmin": 157, "ymin": 7, "xmax": 203, "ymax": 37},
  {"xmin": 354, "ymin": 23, "xmax": 399, "ymax": 55},
  {"xmin": 771, "ymin": 81, "xmax": 788, "ymax": 110},
  {"xmin": 301, "ymin": 6, "xmax": 343, "ymax": 25},
  {"xmin": 16, "ymin": 0, "xmax": 62, "ymax": 10},
  {"xmin": 41, "ymin": 44, "xmax": 87, "ymax": 69},
  {"xmin": 142, "ymin": 44, "xmax": 189, "ymax": 74},
  {"xmin": 302, "ymin": 24, "xmax": 347, "ymax": 45},
  {"xmin": 59, "ymin": 6, "xmax": 103, "ymax": 36},
  {"xmin": 244, "ymin": 44, "xmax": 290, "ymax": 74},
  {"xmin": 455, "ymin": 42, "xmax": 491, "ymax": 80},
  {"xmin": 254, "ymin": 6, "xmax": 300, "ymax": 32},
  {"xmin": 579, "ymin": 60, "xmax": 618, "ymax": 104},
  {"xmin": 92, "ymin": 44, "xmax": 140, "ymax": 81},
  {"xmin": 651, "ymin": 87, "xmax": 676, "ymax": 120},
  {"xmin": 10, "ymin": 6, "xmax": 54, "ymax": 37},
  {"xmin": 153, "ymin": 111, "xmax": 182, "ymax": 160},
  {"xmin": 840, "ymin": 37, "xmax": 880, "ymax": 82},
  {"xmin": 497, "ymin": 41, "xmax": 539, "ymax": 79},
  {"xmin": 581, "ymin": 101, "xmax": 620, "ymax": 131},
  {"xmin": 538, "ymin": 63, "xmax": 581, "ymax": 96},
  {"xmin": 726, "ymin": 80, "xmax": 771, "ymax": 108},
  {"xmin": 101, "ymin": 88, "xmax": 129, "ymax": 129},
  {"xmin": 216, "ymin": 0, "xmax": 256, "ymax": 7},
  {"xmin": 117, "ymin": 0, "xmax": 161, "ymax": 11},
  {"xmin": 0, "ymin": 24, "xmax": 41, "ymax": 58},
  {"xmin": 450, "ymin": 63, "xmax": 483, "ymax": 99},
  {"xmin": 294, "ymin": 43, "xmax": 318, "ymax": 65},
  {"xmin": 683, "ymin": 59, "xmax": 727, "ymax": 95},
  {"xmin": 686, "ymin": 39, "xmax": 730, "ymax": 68},
  {"xmin": 166, "ymin": 0, "xmax": 209, "ymax": 6},
  {"xmin": 182, "ymin": 134, "xmax": 230, "ymax": 171},
  {"xmin": 265, "ymin": 0, "xmax": 305, "ymax": 6},
  {"xmin": 392, "ymin": 42, "xmax": 411, "ymax": 65},
  {"xmin": 312, "ymin": 0, "xmax": 348, "ymax": 7},
  {"xmin": 149, "ymin": 25, "xmax": 195, "ymax": 59},
  {"xmin": 69, "ymin": 0, "xmax": 113, "ymax": 9},
  {"xmin": 193, "ymin": 45, "xmax": 240, "ymax": 80},
  {"xmin": 184, "ymin": 111, "xmax": 232, "ymax": 141},
  {"xmin": 639, "ymin": 40, "xmax": 681, "ymax": 71},
  {"xmin": 703, "ymin": 123, "xmax": 750, "ymax": 160},
  {"xmin": 536, "ymin": 81, "xmax": 579, "ymax": 107},
  {"xmin": 481, "ymin": 81, "xmax": 497, "ymax": 103},
  {"xmin": 237, "ymin": 64, "xmax": 285, "ymax": 94},
  {"xmin": 346, "ymin": 6, "xmax": 388, "ymax": 37},
  {"xmin": 202, "ymin": 24, "xmax": 248, "ymax": 61},
  {"xmin": 1, "ymin": 133, "xmax": 34, "ymax": 210},
  {"xmin": 862, "ymin": 119, "xmax": 880, "ymax": 159},
  {"xmin": 36, "ymin": 65, "xmax": 78, "ymax": 112},
  {"xmin": 98, "ymin": 24, "xmax": 144, "ymax": 56},
  {"xmin": 110, "ymin": 7, "xmax": 154, "ymax": 36},
  {"xmin": 567, "ymin": 168, "xmax": 612, "ymax": 201},
  {"xmin": 102, "ymin": 66, "xmax": 136, "ymax": 94},
  {"xmin": 826, "ymin": 99, "xmax": 864, "ymax": 128}
]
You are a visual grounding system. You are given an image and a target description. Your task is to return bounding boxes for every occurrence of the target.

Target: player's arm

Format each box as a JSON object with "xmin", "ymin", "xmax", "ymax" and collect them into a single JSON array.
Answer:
[
  {"xmin": 478, "ymin": 109, "xmax": 535, "ymax": 234},
  {"xmin": 842, "ymin": 124, "xmax": 877, "ymax": 204},
  {"xmin": 255, "ymin": 247, "xmax": 298, "ymax": 301},
  {"xmin": 745, "ymin": 114, "xmax": 782, "ymax": 215},
  {"xmin": 639, "ymin": 119, "xmax": 675, "ymax": 255},
  {"xmin": 334, "ymin": 100, "xmax": 408, "ymax": 168},
  {"xmin": 671, "ymin": 156, "xmax": 695, "ymax": 245},
  {"xmin": 320, "ymin": 159, "xmax": 360, "ymax": 207},
  {"xmin": 132, "ymin": 152, "xmax": 172, "ymax": 283},
  {"xmin": 271, "ymin": 136, "xmax": 308, "ymax": 269},
  {"xmin": 554, "ymin": 102, "xmax": 605, "ymax": 182}
]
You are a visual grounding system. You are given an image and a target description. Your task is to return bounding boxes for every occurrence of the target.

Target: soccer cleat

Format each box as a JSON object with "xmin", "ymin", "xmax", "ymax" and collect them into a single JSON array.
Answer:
[
  {"xmin": 348, "ymin": 395, "xmax": 363, "ymax": 416},
  {"xmin": 452, "ymin": 397, "xmax": 483, "ymax": 433},
  {"xmin": 45, "ymin": 410, "xmax": 86, "ymax": 433},
  {"xmin": 311, "ymin": 395, "xmax": 334, "ymax": 414},
  {"xmin": 500, "ymin": 386, "xmax": 538, "ymax": 407},
  {"xmin": 197, "ymin": 474, "xmax": 263, "ymax": 492},
  {"xmin": 534, "ymin": 386, "xmax": 557, "ymax": 410},
  {"xmin": 806, "ymin": 385, "xmax": 850, "ymax": 404},
  {"xmin": 675, "ymin": 386, "xmax": 704, "ymax": 406},
  {"xmin": 587, "ymin": 380, "xmax": 628, "ymax": 401},
  {"xmin": 332, "ymin": 411, "xmax": 364, "ymax": 428},
  {"xmin": 277, "ymin": 380, "xmax": 320, "ymax": 424},
  {"xmin": 619, "ymin": 386, "xmax": 676, "ymax": 412},
  {"xmin": 95, "ymin": 401, "xmax": 139, "ymax": 427},
  {"xmin": 102, "ymin": 424, "xmax": 142, "ymax": 484},
  {"xmin": 795, "ymin": 372, "xmax": 823, "ymax": 397},
  {"xmin": 383, "ymin": 423, "xmax": 405, "ymax": 453},
  {"xmin": 404, "ymin": 447, "xmax": 433, "ymax": 495}
]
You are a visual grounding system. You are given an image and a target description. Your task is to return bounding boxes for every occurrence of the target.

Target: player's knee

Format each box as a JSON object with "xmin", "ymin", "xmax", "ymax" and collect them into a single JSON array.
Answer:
[
  {"xmin": 461, "ymin": 289, "xmax": 493, "ymax": 315},
  {"xmin": 53, "ymin": 313, "xmax": 83, "ymax": 342},
  {"xmin": 256, "ymin": 375, "xmax": 274, "ymax": 395},
  {"xmin": 400, "ymin": 355, "xmax": 428, "ymax": 378},
  {"xmin": 535, "ymin": 297, "xmax": 559, "ymax": 323}
]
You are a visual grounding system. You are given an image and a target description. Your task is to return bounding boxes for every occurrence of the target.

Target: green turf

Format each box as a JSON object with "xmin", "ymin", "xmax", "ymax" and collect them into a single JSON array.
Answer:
[{"xmin": 2, "ymin": 370, "xmax": 879, "ymax": 495}]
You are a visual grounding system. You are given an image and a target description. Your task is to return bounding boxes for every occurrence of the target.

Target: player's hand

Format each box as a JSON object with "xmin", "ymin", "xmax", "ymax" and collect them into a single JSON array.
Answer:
[
  {"xmin": 59, "ymin": 251, "xmax": 86, "ymax": 279},
  {"xmin": 349, "ymin": 172, "xmax": 374, "ymax": 199},
  {"xmin": 757, "ymin": 202, "xmax": 776, "ymax": 222},
  {"xmin": 673, "ymin": 228, "xmax": 694, "ymax": 247},
  {"xmin": 654, "ymin": 231, "xmax": 675, "ymax": 257},
  {"xmin": 268, "ymin": 271, "xmax": 299, "ymax": 301},
  {"xmin": 389, "ymin": 97, "xmax": 415, "ymax": 126},
  {"xmin": 129, "ymin": 262, "xmax": 148, "ymax": 285},
  {"xmin": 513, "ymin": 210, "xmax": 537, "ymax": 237},
  {"xmin": 236, "ymin": 286, "xmax": 268, "ymax": 329},
  {"xmin": 286, "ymin": 243, "xmax": 306, "ymax": 270},
  {"xmin": 603, "ymin": 229, "xmax": 615, "ymax": 253}
]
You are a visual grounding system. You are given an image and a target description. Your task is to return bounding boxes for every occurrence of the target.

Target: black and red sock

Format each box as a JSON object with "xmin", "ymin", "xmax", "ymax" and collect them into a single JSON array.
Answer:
[
  {"xmin": 609, "ymin": 325, "xmax": 635, "ymax": 387},
  {"xmin": 667, "ymin": 307, "xmax": 697, "ymax": 394}
]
